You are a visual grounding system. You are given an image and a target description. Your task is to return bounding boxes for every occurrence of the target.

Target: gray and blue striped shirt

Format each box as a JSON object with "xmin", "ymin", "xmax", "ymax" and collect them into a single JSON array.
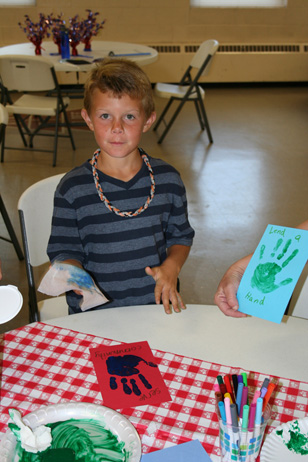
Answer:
[{"xmin": 47, "ymin": 149, "xmax": 194, "ymax": 313}]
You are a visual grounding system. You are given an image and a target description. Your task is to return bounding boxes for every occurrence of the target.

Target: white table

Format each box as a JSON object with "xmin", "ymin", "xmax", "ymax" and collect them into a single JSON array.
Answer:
[
  {"xmin": 48, "ymin": 304, "xmax": 308, "ymax": 383},
  {"xmin": 0, "ymin": 40, "xmax": 158, "ymax": 72}
]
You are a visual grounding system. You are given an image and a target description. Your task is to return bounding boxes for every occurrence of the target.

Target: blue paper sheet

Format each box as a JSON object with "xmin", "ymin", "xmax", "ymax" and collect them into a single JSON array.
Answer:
[
  {"xmin": 140, "ymin": 440, "xmax": 212, "ymax": 461},
  {"xmin": 237, "ymin": 224, "xmax": 308, "ymax": 323}
]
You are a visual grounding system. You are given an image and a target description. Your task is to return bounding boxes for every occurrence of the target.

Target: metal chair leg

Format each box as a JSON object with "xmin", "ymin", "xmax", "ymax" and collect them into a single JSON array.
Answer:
[
  {"xmin": 153, "ymin": 98, "xmax": 174, "ymax": 132},
  {"xmin": 198, "ymin": 98, "xmax": 213, "ymax": 143},
  {"xmin": 0, "ymin": 123, "xmax": 6, "ymax": 162},
  {"xmin": 194, "ymin": 99, "xmax": 205, "ymax": 131},
  {"xmin": 0, "ymin": 195, "xmax": 24, "ymax": 260},
  {"xmin": 62, "ymin": 106, "xmax": 76, "ymax": 151},
  {"xmin": 157, "ymin": 97, "xmax": 188, "ymax": 144},
  {"xmin": 52, "ymin": 109, "xmax": 60, "ymax": 167}
]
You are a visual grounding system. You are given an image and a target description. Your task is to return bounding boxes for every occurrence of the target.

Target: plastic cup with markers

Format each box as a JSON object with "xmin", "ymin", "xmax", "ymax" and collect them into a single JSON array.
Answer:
[
  {"xmin": 215, "ymin": 374, "xmax": 275, "ymax": 462},
  {"xmin": 218, "ymin": 403, "xmax": 271, "ymax": 462}
]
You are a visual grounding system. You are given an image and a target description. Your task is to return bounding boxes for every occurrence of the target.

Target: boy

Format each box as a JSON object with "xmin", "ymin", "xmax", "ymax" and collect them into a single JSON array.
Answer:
[{"xmin": 47, "ymin": 59, "xmax": 194, "ymax": 315}]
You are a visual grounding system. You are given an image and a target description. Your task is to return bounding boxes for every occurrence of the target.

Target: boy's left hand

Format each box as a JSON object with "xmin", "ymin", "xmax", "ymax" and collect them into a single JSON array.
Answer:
[{"xmin": 145, "ymin": 265, "xmax": 186, "ymax": 314}]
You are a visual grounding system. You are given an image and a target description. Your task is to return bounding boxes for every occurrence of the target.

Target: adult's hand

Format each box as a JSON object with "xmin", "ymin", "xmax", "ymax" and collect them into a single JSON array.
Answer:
[
  {"xmin": 214, "ymin": 219, "xmax": 308, "ymax": 317},
  {"xmin": 214, "ymin": 255, "xmax": 251, "ymax": 317}
]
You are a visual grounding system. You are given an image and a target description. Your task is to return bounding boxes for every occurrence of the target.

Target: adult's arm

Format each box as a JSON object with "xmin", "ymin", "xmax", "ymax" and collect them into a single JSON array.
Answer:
[{"xmin": 214, "ymin": 220, "xmax": 308, "ymax": 317}]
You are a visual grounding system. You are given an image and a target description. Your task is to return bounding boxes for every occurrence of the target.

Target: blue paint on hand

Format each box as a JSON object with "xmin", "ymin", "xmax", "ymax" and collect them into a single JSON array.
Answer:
[{"xmin": 65, "ymin": 266, "xmax": 96, "ymax": 291}]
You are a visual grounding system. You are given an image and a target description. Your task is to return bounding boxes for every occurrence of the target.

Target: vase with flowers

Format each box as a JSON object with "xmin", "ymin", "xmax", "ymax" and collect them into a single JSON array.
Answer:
[
  {"xmin": 47, "ymin": 13, "xmax": 65, "ymax": 55},
  {"xmin": 67, "ymin": 14, "xmax": 83, "ymax": 56},
  {"xmin": 18, "ymin": 14, "xmax": 50, "ymax": 55},
  {"xmin": 81, "ymin": 10, "xmax": 105, "ymax": 52},
  {"xmin": 67, "ymin": 10, "xmax": 105, "ymax": 56}
]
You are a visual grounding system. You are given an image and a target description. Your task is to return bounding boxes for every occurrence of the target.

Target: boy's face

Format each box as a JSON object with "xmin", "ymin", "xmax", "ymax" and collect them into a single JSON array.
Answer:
[{"xmin": 81, "ymin": 89, "xmax": 156, "ymax": 161}]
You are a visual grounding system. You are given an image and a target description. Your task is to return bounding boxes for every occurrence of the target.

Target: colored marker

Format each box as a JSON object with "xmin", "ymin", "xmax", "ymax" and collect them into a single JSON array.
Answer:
[
  {"xmin": 219, "ymin": 383, "xmax": 228, "ymax": 396},
  {"xmin": 261, "ymin": 378, "xmax": 270, "ymax": 390},
  {"xmin": 231, "ymin": 403, "xmax": 240, "ymax": 449},
  {"xmin": 236, "ymin": 382, "xmax": 244, "ymax": 414},
  {"xmin": 225, "ymin": 397, "xmax": 232, "ymax": 425},
  {"xmin": 217, "ymin": 375, "xmax": 223, "ymax": 385},
  {"xmin": 231, "ymin": 403, "xmax": 239, "ymax": 426},
  {"xmin": 232, "ymin": 374, "xmax": 238, "ymax": 397},
  {"xmin": 214, "ymin": 383, "xmax": 220, "ymax": 392},
  {"xmin": 240, "ymin": 386, "xmax": 248, "ymax": 418},
  {"xmin": 224, "ymin": 375, "xmax": 235, "ymax": 403},
  {"xmin": 255, "ymin": 397, "xmax": 263, "ymax": 426},
  {"xmin": 242, "ymin": 404, "xmax": 249, "ymax": 430},
  {"xmin": 109, "ymin": 52, "xmax": 152, "ymax": 57},
  {"xmin": 252, "ymin": 390, "xmax": 261, "ymax": 404},
  {"xmin": 254, "ymin": 398, "xmax": 263, "ymax": 443},
  {"xmin": 260, "ymin": 386, "xmax": 268, "ymax": 398},
  {"xmin": 241, "ymin": 404, "xmax": 249, "ymax": 450},
  {"xmin": 263, "ymin": 382, "xmax": 276, "ymax": 411},
  {"xmin": 248, "ymin": 402, "xmax": 256, "ymax": 430},
  {"xmin": 247, "ymin": 403, "xmax": 256, "ymax": 461},
  {"xmin": 237, "ymin": 375, "xmax": 243, "ymax": 384},
  {"xmin": 224, "ymin": 392, "xmax": 233, "ymax": 404},
  {"xmin": 225, "ymin": 397, "xmax": 235, "ymax": 461},
  {"xmin": 242, "ymin": 372, "xmax": 248, "ymax": 387},
  {"xmin": 215, "ymin": 391, "xmax": 223, "ymax": 404},
  {"xmin": 218, "ymin": 400, "xmax": 226, "ymax": 423}
]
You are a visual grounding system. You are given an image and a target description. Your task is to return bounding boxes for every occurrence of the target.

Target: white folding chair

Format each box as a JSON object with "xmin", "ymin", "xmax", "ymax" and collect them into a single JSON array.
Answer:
[
  {"xmin": 153, "ymin": 39, "xmax": 219, "ymax": 144},
  {"xmin": 18, "ymin": 173, "xmax": 69, "ymax": 322},
  {"xmin": 0, "ymin": 55, "xmax": 76, "ymax": 167}
]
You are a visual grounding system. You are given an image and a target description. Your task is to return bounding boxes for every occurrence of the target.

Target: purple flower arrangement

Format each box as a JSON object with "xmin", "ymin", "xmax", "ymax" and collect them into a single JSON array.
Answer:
[
  {"xmin": 47, "ymin": 13, "xmax": 65, "ymax": 55},
  {"xmin": 18, "ymin": 14, "xmax": 50, "ymax": 55},
  {"xmin": 81, "ymin": 9, "xmax": 105, "ymax": 51},
  {"xmin": 19, "ymin": 10, "xmax": 105, "ymax": 56}
]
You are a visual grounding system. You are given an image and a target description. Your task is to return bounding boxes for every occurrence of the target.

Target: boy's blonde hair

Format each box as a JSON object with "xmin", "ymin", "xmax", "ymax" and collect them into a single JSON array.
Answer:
[{"xmin": 83, "ymin": 58, "xmax": 155, "ymax": 119}]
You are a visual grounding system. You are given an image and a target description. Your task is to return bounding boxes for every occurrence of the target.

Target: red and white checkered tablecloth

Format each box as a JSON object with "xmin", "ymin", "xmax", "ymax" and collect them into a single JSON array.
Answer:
[{"xmin": 0, "ymin": 322, "xmax": 308, "ymax": 461}]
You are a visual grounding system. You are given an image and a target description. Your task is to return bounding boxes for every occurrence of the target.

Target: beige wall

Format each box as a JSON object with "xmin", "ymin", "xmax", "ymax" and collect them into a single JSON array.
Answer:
[{"xmin": 0, "ymin": 0, "xmax": 307, "ymax": 48}]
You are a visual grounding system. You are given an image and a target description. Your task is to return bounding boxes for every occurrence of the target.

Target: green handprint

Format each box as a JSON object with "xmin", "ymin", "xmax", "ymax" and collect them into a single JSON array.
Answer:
[{"xmin": 251, "ymin": 238, "xmax": 299, "ymax": 294}]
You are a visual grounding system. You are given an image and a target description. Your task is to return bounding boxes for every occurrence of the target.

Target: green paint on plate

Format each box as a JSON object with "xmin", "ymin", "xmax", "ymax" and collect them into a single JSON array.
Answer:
[
  {"xmin": 276, "ymin": 420, "xmax": 308, "ymax": 456},
  {"xmin": 14, "ymin": 418, "xmax": 128, "ymax": 462}
]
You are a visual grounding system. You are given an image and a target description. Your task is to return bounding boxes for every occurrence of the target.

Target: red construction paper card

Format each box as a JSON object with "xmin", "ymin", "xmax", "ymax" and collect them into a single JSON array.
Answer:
[{"xmin": 90, "ymin": 340, "xmax": 172, "ymax": 410}]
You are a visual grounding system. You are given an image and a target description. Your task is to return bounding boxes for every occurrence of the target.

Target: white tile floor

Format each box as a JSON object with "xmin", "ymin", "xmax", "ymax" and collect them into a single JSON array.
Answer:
[{"xmin": 1, "ymin": 84, "xmax": 307, "ymax": 333}]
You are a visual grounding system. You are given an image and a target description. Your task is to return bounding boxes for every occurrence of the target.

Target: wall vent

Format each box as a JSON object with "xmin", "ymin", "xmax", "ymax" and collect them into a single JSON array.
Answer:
[
  {"xmin": 184, "ymin": 45, "xmax": 200, "ymax": 53},
  {"xmin": 218, "ymin": 44, "xmax": 300, "ymax": 53},
  {"xmin": 150, "ymin": 45, "xmax": 181, "ymax": 53},
  {"xmin": 145, "ymin": 42, "xmax": 308, "ymax": 83},
  {"xmin": 150, "ymin": 43, "xmax": 305, "ymax": 53}
]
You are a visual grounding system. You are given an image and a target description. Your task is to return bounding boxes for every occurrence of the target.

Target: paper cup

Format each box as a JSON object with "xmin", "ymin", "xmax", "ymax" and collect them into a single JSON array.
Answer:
[
  {"xmin": 0, "ymin": 285, "xmax": 23, "ymax": 323},
  {"xmin": 218, "ymin": 405, "xmax": 271, "ymax": 462}
]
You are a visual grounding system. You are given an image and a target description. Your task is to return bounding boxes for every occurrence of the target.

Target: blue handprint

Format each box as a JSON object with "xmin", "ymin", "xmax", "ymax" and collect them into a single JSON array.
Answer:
[
  {"xmin": 251, "ymin": 238, "xmax": 299, "ymax": 294},
  {"xmin": 106, "ymin": 355, "xmax": 157, "ymax": 396}
]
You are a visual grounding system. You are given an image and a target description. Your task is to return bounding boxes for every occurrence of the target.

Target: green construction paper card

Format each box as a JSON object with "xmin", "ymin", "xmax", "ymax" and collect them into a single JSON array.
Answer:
[
  {"xmin": 140, "ymin": 440, "xmax": 212, "ymax": 461},
  {"xmin": 237, "ymin": 224, "xmax": 308, "ymax": 323}
]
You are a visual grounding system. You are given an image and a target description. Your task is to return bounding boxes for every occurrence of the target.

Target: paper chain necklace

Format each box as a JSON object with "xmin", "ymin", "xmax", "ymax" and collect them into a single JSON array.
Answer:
[{"xmin": 91, "ymin": 148, "xmax": 155, "ymax": 217}]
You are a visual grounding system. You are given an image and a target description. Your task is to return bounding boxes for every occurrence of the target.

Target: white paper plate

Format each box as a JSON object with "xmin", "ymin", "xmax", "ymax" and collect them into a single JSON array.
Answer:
[
  {"xmin": 0, "ymin": 285, "xmax": 23, "ymax": 323},
  {"xmin": 0, "ymin": 402, "xmax": 141, "ymax": 461},
  {"xmin": 260, "ymin": 417, "xmax": 308, "ymax": 461}
]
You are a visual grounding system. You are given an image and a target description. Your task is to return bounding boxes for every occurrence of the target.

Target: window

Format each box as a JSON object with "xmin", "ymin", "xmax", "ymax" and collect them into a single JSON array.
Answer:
[
  {"xmin": 0, "ymin": 0, "xmax": 35, "ymax": 5},
  {"xmin": 191, "ymin": 0, "xmax": 287, "ymax": 7}
]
